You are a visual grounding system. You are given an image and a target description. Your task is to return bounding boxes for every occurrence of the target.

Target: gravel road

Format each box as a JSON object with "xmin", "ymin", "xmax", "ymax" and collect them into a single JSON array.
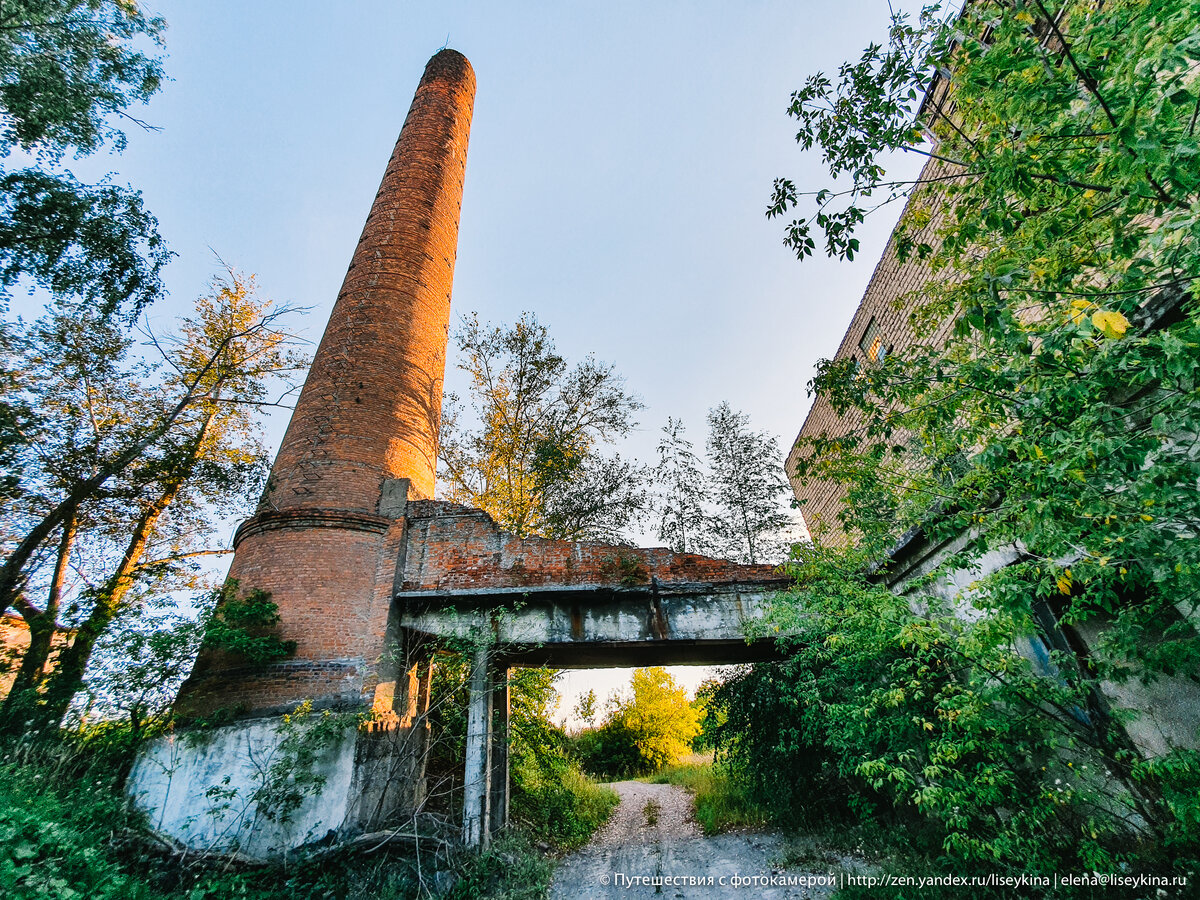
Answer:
[{"xmin": 548, "ymin": 781, "xmax": 838, "ymax": 899}]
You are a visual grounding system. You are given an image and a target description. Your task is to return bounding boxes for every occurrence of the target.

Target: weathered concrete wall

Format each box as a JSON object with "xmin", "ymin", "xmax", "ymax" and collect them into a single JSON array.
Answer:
[
  {"xmin": 399, "ymin": 581, "xmax": 785, "ymax": 667},
  {"xmin": 886, "ymin": 531, "xmax": 1200, "ymax": 758},
  {"xmin": 129, "ymin": 715, "xmax": 435, "ymax": 860},
  {"xmin": 129, "ymin": 718, "xmax": 358, "ymax": 858}
]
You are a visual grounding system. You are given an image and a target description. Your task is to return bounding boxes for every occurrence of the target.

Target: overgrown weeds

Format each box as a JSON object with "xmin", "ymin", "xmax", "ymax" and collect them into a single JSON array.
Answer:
[
  {"xmin": 642, "ymin": 756, "xmax": 768, "ymax": 835},
  {"xmin": 0, "ymin": 723, "xmax": 569, "ymax": 899}
]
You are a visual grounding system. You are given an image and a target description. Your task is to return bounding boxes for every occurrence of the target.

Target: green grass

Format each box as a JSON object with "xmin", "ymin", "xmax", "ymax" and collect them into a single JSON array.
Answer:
[
  {"xmin": 512, "ymin": 757, "xmax": 619, "ymax": 851},
  {"xmin": 641, "ymin": 754, "xmax": 768, "ymax": 835}
]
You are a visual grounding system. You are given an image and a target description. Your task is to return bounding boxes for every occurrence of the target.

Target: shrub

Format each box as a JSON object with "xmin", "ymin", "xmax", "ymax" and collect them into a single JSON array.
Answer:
[
  {"xmin": 708, "ymin": 545, "xmax": 1200, "ymax": 879},
  {"xmin": 0, "ymin": 729, "xmax": 159, "ymax": 900},
  {"xmin": 574, "ymin": 718, "xmax": 645, "ymax": 778},
  {"xmin": 576, "ymin": 667, "xmax": 701, "ymax": 777}
]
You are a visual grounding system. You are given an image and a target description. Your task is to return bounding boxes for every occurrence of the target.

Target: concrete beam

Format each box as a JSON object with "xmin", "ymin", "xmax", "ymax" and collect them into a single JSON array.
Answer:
[{"xmin": 398, "ymin": 584, "xmax": 788, "ymax": 667}]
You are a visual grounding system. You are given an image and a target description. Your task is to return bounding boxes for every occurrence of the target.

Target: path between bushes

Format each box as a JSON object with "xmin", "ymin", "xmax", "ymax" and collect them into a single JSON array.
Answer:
[{"xmin": 548, "ymin": 781, "xmax": 839, "ymax": 899}]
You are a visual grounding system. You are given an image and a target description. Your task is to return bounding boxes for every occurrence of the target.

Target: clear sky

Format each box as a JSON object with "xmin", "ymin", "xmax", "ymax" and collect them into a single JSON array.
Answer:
[{"xmin": 75, "ymin": 1, "xmax": 921, "ymax": 717}]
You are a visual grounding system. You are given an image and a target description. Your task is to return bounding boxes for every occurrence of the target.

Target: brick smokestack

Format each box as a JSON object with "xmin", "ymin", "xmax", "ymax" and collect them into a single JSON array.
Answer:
[
  {"xmin": 176, "ymin": 50, "xmax": 475, "ymax": 718},
  {"xmin": 269, "ymin": 49, "xmax": 475, "ymax": 508}
]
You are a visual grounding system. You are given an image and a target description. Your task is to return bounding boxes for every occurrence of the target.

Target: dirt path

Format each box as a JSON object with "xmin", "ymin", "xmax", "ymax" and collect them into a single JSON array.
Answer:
[{"xmin": 549, "ymin": 781, "xmax": 838, "ymax": 899}]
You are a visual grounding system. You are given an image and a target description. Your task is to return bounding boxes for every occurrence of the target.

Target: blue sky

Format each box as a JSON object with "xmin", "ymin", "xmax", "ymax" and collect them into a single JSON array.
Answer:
[{"xmin": 75, "ymin": 1, "xmax": 920, "ymax": 712}]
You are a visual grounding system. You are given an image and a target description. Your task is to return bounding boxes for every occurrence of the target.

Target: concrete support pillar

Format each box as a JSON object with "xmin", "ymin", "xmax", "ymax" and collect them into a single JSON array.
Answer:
[
  {"xmin": 489, "ymin": 667, "xmax": 510, "ymax": 835},
  {"xmin": 462, "ymin": 645, "xmax": 493, "ymax": 847}
]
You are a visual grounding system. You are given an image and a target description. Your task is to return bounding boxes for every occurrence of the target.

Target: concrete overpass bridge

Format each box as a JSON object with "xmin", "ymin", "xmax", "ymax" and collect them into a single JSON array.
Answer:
[{"xmin": 392, "ymin": 501, "xmax": 789, "ymax": 846}]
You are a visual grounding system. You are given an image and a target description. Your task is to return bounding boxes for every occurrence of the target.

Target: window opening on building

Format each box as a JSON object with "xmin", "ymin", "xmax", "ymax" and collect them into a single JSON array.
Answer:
[{"xmin": 858, "ymin": 317, "xmax": 887, "ymax": 363}]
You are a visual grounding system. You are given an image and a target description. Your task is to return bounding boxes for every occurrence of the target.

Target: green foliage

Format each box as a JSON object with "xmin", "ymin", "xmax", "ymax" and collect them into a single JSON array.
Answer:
[
  {"xmin": 705, "ymin": 402, "xmax": 793, "ymax": 564},
  {"xmin": 574, "ymin": 717, "xmax": 645, "ymax": 779},
  {"xmin": 0, "ymin": 1, "xmax": 169, "ymax": 319},
  {"xmin": 654, "ymin": 417, "xmax": 712, "ymax": 555},
  {"xmin": 252, "ymin": 702, "xmax": 349, "ymax": 826},
  {"xmin": 1, "ymin": 701, "xmax": 537, "ymax": 897},
  {"xmin": 0, "ymin": 170, "xmax": 169, "ymax": 316},
  {"xmin": 200, "ymin": 581, "xmax": 297, "ymax": 665},
  {"xmin": 439, "ymin": 312, "xmax": 646, "ymax": 541},
  {"xmin": 610, "ymin": 667, "xmax": 701, "ymax": 771},
  {"xmin": 578, "ymin": 667, "xmax": 701, "ymax": 777},
  {"xmin": 511, "ymin": 751, "xmax": 618, "ymax": 851},
  {"xmin": 0, "ymin": 0, "xmax": 165, "ymax": 160},
  {"xmin": 0, "ymin": 728, "xmax": 159, "ymax": 900},
  {"xmin": 82, "ymin": 605, "xmax": 206, "ymax": 734},
  {"xmin": 711, "ymin": 544, "xmax": 1200, "ymax": 877},
  {"xmin": 0, "ymin": 719, "xmax": 551, "ymax": 900},
  {"xmin": 0, "ymin": 272, "xmax": 306, "ymax": 730},
  {"xmin": 424, "ymin": 657, "xmax": 616, "ymax": 850},
  {"xmin": 573, "ymin": 688, "xmax": 597, "ymax": 727},
  {"xmin": 653, "ymin": 408, "xmax": 796, "ymax": 564},
  {"xmin": 504, "ymin": 666, "xmax": 618, "ymax": 850},
  {"xmin": 443, "ymin": 832, "xmax": 554, "ymax": 900},
  {"xmin": 728, "ymin": 0, "xmax": 1200, "ymax": 882}
]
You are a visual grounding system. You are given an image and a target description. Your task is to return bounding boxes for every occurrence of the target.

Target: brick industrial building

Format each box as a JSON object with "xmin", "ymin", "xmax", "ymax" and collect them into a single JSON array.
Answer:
[{"xmin": 782, "ymin": 58, "xmax": 1200, "ymax": 761}]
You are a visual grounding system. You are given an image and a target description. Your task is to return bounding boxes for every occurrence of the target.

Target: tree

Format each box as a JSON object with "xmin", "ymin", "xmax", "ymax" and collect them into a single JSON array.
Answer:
[
  {"xmin": 0, "ymin": 0, "xmax": 169, "ymax": 320},
  {"xmin": 777, "ymin": 0, "xmax": 1200, "ymax": 684},
  {"xmin": 574, "ymin": 688, "xmax": 597, "ymax": 728},
  {"xmin": 0, "ymin": 270, "xmax": 306, "ymax": 730},
  {"xmin": 654, "ymin": 417, "xmax": 712, "ymax": 555},
  {"xmin": 0, "ymin": 0, "xmax": 172, "ymax": 618},
  {"xmin": 439, "ymin": 312, "xmax": 647, "ymax": 541},
  {"xmin": 705, "ymin": 402, "xmax": 793, "ymax": 564},
  {"xmin": 599, "ymin": 667, "xmax": 700, "ymax": 772},
  {"xmin": 736, "ymin": 0, "xmax": 1200, "ymax": 873}
]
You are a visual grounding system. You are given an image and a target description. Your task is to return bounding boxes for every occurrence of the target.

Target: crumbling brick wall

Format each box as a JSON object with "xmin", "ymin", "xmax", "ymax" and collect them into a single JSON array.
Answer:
[{"xmin": 400, "ymin": 500, "xmax": 783, "ymax": 593}]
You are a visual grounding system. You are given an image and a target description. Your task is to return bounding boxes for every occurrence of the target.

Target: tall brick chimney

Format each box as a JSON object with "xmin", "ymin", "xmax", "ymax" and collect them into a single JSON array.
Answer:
[
  {"xmin": 270, "ymin": 48, "xmax": 474, "ymax": 509},
  {"xmin": 177, "ymin": 50, "xmax": 475, "ymax": 718}
]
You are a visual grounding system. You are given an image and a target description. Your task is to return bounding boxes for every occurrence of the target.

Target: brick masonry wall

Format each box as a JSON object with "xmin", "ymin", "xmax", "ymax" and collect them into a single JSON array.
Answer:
[
  {"xmin": 177, "ymin": 515, "xmax": 397, "ymax": 717},
  {"xmin": 400, "ymin": 501, "xmax": 788, "ymax": 593},
  {"xmin": 177, "ymin": 49, "xmax": 788, "ymax": 724},
  {"xmin": 176, "ymin": 51, "xmax": 476, "ymax": 720},
  {"xmin": 0, "ymin": 614, "xmax": 30, "ymax": 701},
  {"xmin": 787, "ymin": 153, "xmax": 959, "ymax": 543},
  {"xmin": 266, "ymin": 49, "xmax": 475, "ymax": 512}
]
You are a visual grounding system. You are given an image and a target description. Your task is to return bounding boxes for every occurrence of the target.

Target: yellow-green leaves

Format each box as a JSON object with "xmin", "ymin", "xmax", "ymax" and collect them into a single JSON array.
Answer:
[
  {"xmin": 1069, "ymin": 299, "xmax": 1091, "ymax": 325},
  {"xmin": 1069, "ymin": 300, "xmax": 1129, "ymax": 339},
  {"xmin": 1091, "ymin": 309, "xmax": 1130, "ymax": 339},
  {"xmin": 1056, "ymin": 569, "xmax": 1073, "ymax": 595}
]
